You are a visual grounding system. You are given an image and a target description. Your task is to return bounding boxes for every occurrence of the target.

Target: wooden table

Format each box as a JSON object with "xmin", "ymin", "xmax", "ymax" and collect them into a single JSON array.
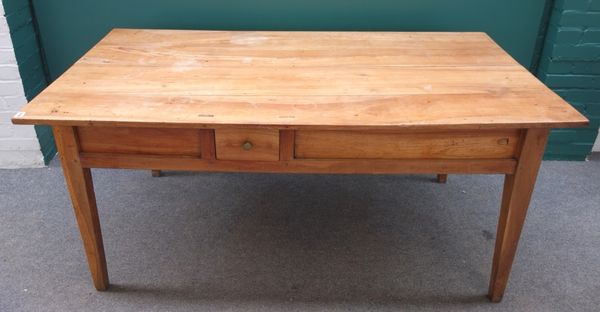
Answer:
[{"xmin": 12, "ymin": 29, "xmax": 587, "ymax": 302}]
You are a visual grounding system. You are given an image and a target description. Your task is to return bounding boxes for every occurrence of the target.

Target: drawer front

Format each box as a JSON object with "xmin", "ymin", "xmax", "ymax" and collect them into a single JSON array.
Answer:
[
  {"xmin": 215, "ymin": 128, "xmax": 279, "ymax": 161},
  {"xmin": 295, "ymin": 130, "xmax": 521, "ymax": 159},
  {"xmin": 77, "ymin": 126, "xmax": 202, "ymax": 156}
]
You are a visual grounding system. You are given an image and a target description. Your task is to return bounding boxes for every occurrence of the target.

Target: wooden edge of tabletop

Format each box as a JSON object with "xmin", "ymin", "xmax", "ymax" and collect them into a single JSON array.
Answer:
[
  {"xmin": 10, "ymin": 117, "xmax": 590, "ymax": 130},
  {"xmin": 9, "ymin": 28, "xmax": 590, "ymax": 130}
]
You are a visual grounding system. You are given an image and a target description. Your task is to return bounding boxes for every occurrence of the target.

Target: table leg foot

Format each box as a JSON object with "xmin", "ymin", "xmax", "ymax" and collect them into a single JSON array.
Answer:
[
  {"xmin": 487, "ymin": 129, "xmax": 549, "ymax": 302},
  {"xmin": 54, "ymin": 126, "xmax": 109, "ymax": 291},
  {"xmin": 436, "ymin": 174, "xmax": 447, "ymax": 183}
]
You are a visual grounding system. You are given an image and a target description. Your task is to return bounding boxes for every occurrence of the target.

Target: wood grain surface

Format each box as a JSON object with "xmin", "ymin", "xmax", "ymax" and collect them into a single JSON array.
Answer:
[
  {"xmin": 488, "ymin": 128, "xmax": 550, "ymax": 302},
  {"xmin": 295, "ymin": 130, "xmax": 521, "ymax": 159},
  {"xmin": 10, "ymin": 30, "xmax": 576, "ymax": 301},
  {"xmin": 77, "ymin": 126, "xmax": 202, "ymax": 156},
  {"xmin": 215, "ymin": 128, "xmax": 279, "ymax": 161},
  {"xmin": 79, "ymin": 152, "xmax": 517, "ymax": 174},
  {"xmin": 53, "ymin": 126, "xmax": 109, "ymax": 290},
  {"xmin": 12, "ymin": 29, "xmax": 587, "ymax": 130}
]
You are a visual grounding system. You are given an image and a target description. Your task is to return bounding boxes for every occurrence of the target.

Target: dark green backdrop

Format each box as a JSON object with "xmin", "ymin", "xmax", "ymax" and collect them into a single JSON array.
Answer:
[
  {"xmin": 33, "ymin": 0, "xmax": 548, "ymax": 79},
  {"xmin": 26, "ymin": 0, "xmax": 571, "ymax": 160}
]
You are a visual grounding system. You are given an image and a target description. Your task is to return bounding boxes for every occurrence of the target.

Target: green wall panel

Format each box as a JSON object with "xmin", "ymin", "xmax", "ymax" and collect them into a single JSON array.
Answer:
[
  {"xmin": 32, "ymin": 0, "xmax": 573, "ymax": 159},
  {"xmin": 537, "ymin": 0, "xmax": 600, "ymax": 160},
  {"xmin": 3, "ymin": 0, "xmax": 56, "ymax": 164},
  {"xmin": 32, "ymin": 0, "xmax": 548, "ymax": 80}
]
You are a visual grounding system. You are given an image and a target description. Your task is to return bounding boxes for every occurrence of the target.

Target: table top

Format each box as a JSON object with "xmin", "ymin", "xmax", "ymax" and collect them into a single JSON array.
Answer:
[{"xmin": 12, "ymin": 29, "xmax": 587, "ymax": 130}]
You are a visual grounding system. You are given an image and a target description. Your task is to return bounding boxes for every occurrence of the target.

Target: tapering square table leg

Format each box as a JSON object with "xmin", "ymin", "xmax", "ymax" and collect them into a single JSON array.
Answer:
[
  {"xmin": 53, "ymin": 126, "xmax": 109, "ymax": 290},
  {"xmin": 437, "ymin": 174, "xmax": 448, "ymax": 183},
  {"xmin": 488, "ymin": 128, "xmax": 549, "ymax": 302}
]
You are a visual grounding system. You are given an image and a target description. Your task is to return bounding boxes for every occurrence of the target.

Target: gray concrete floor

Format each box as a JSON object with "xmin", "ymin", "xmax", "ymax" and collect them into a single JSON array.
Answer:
[{"xmin": 1, "ymin": 158, "xmax": 599, "ymax": 312}]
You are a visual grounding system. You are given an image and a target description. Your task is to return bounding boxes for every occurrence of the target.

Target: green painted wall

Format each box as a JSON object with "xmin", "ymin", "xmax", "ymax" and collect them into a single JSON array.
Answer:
[
  {"xmin": 537, "ymin": 0, "xmax": 600, "ymax": 160},
  {"xmin": 2, "ymin": 0, "xmax": 55, "ymax": 164},
  {"xmin": 32, "ymin": 0, "xmax": 548, "ymax": 80},
  {"xmin": 36, "ymin": 0, "xmax": 600, "ymax": 160}
]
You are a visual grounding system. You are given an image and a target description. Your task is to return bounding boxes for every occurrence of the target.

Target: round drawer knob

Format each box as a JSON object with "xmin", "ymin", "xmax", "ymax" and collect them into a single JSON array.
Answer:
[{"xmin": 242, "ymin": 141, "xmax": 253, "ymax": 151}]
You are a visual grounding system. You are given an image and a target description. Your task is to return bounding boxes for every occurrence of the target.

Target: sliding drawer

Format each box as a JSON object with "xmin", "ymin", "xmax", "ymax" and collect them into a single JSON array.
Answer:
[
  {"xmin": 215, "ymin": 128, "xmax": 279, "ymax": 161},
  {"xmin": 77, "ymin": 127, "xmax": 202, "ymax": 156},
  {"xmin": 295, "ymin": 130, "xmax": 521, "ymax": 159}
]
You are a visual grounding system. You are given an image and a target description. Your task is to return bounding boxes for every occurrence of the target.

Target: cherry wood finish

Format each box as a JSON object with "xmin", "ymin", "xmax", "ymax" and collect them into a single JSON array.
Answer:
[
  {"xmin": 437, "ymin": 174, "xmax": 448, "ymax": 183},
  {"xmin": 53, "ymin": 126, "xmax": 109, "ymax": 290},
  {"xmin": 12, "ymin": 30, "xmax": 587, "ymax": 130},
  {"xmin": 215, "ymin": 128, "xmax": 279, "ymax": 161},
  {"xmin": 78, "ymin": 126, "xmax": 202, "ymax": 156},
  {"xmin": 279, "ymin": 130, "xmax": 295, "ymax": 161},
  {"xmin": 488, "ymin": 128, "xmax": 550, "ymax": 302},
  {"xmin": 11, "ymin": 30, "xmax": 588, "ymax": 302},
  {"xmin": 79, "ymin": 152, "xmax": 518, "ymax": 174},
  {"xmin": 295, "ymin": 130, "xmax": 521, "ymax": 159},
  {"xmin": 151, "ymin": 170, "xmax": 162, "ymax": 177}
]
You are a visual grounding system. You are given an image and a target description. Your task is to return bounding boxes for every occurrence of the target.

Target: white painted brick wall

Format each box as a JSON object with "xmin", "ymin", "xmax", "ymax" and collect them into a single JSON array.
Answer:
[{"xmin": 0, "ymin": 2, "xmax": 44, "ymax": 168}]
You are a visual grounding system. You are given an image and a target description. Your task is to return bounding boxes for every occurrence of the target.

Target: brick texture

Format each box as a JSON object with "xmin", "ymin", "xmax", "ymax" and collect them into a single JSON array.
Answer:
[
  {"xmin": 1, "ymin": 0, "xmax": 54, "ymax": 165},
  {"xmin": 0, "ymin": 1, "xmax": 43, "ymax": 168},
  {"xmin": 538, "ymin": 0, "xmax": 600, "ymax": 159}
]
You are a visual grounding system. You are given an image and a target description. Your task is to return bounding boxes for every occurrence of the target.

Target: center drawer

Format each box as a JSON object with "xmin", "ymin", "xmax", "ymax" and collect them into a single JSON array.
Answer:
[
  {"xmin": 295, "ymin": 130, "xmax": 521, "ymax": 159},
  {"xmin": 215, "ymin": 128, "xmax": 280, "ymax": 161}
]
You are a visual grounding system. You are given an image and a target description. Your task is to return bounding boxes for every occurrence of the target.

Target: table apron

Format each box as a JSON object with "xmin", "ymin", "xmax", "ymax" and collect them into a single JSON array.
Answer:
[{"xmin": 72, "ymin": 126, "xmax": 520, "ymax": 174}]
